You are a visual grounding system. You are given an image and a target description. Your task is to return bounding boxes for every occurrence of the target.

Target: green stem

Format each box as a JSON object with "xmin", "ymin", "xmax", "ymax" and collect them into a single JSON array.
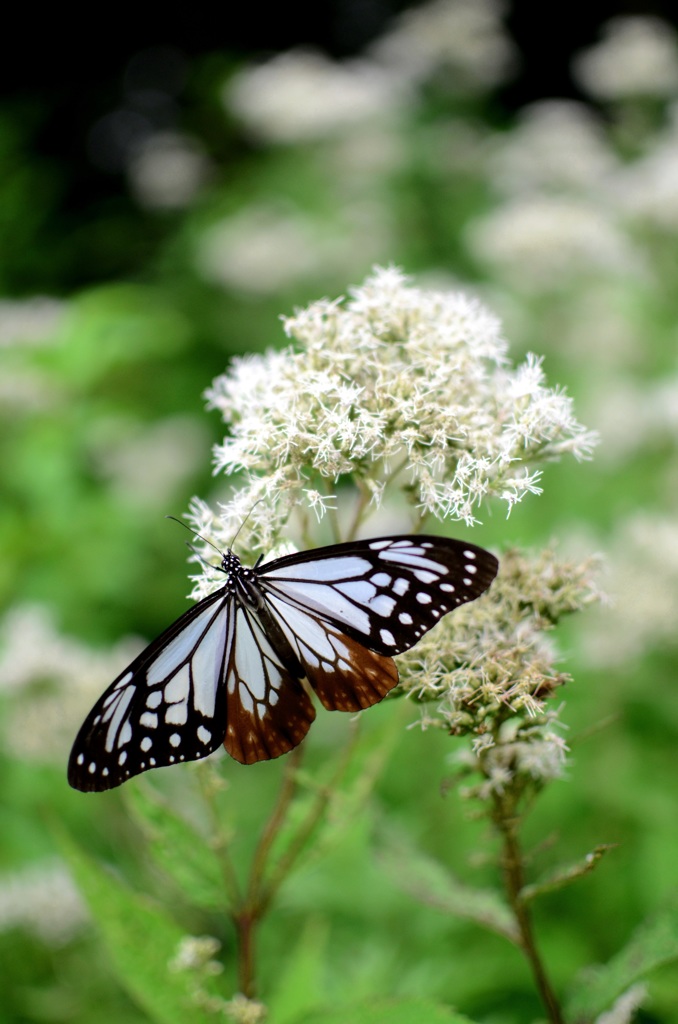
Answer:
[
  {"xmin": 344, "ymin": 484, "xmax": 371, "ymax": 542},
  {"xmin": 259, "ymin": 722, "xmax": 360, "ymax": 913},
  {"xmin": 492, "ymin": 792, "xmax": 564, "ymax": 1024},
  {"xmin": 231, "ymin": 745, "xmax": 304, "ymax": 997}
]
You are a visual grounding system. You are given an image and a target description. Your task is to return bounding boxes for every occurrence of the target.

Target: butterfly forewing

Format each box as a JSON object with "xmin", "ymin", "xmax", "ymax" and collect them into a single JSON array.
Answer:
[
  {"xmin": 259, "ymin": 536, "xmax": 498, "ymax": 656},
  {"xmin": 69, "ymin": 533, "xmax": 498, "ymax": 792},
  {"xmin": 67, "ymin": 590, "xmax": 234, "ymax": 791}
]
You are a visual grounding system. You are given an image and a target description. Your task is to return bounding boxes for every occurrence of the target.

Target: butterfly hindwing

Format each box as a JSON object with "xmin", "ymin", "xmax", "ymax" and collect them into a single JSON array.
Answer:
[
  {"xmin": 222, "ymin": 603, "xmax": 315, "ymax": 764},
  {"xmin": 262, "ymin": 592, "xmax": 399, "ymax": 712}
]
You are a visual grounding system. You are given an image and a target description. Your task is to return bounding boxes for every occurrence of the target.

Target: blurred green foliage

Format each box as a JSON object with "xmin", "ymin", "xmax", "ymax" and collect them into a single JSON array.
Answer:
[{"xmin": 2, "ymin": 7, "xmax": 678, "ymax": 1023}]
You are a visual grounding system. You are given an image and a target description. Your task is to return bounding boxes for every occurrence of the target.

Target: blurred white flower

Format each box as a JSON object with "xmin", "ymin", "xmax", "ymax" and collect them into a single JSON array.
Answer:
[
  {"xmin": 486, "ymin": 101, "xmax": 617, "ymax": 197},
  {"xmin": 169, "ymin": 934, "xmax": 223, "ymax": 974},
  {"xmin": 467, "ymin": 196, "xmax": 643, "ymax": 292},
  {"xmin": 127, "ymin": 131, "xmax": 212, "ymax": 209},
  {"xmin": 595, "ymin": 984, "xmax": 647, "ymax": 1024},
  {"xmin": 195, "ymin": 202, "xmax": 391, "ymax": 296},
  {"xmin": 609, "ymin": 133, "xmax": 678, "ymax": 229},
  {"xmin": 584, "ymin": 514, "xmax": 678, "ymax": 665},
  {"xmin": 592, "ymin": 373, "xmax": 678, "ymax": 462},
  {"xmin": 0, "ymin": 860, "xmax": 88, "ymax": 945},
  {"xmin": 90, "ymin": 414, "xmax": 208, "ymax": 508},
  {"xmin": 554, "ymin": 283, "xmax": 645, "ymax": 368},
  {"xmin": 196, "ymin": 205, "xmax": 320, "ymax": 294},
  {"xmin": 0, "ymin": 604, "xmax": 142, "ymax": 763},
  {"xmin": 573, "ymin": 17, "xmax": 678, "ymax": 101},
  {"xmin": 371, "ymin": 0, "xmax": 516, "ymax": 90},
  {"xmin": 0, "ymin": 297, "xmax": 65, "ymax": 347},
  {"xmin": 225, "ymin": 49, "xmax": 405, "ymax": 144}
]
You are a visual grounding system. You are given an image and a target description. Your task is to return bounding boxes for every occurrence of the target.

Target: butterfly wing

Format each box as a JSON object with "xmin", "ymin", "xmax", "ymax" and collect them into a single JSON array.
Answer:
[
  {"xmin": 221, "ymin": 601, "xmax": 315, "ymax": 765},
  {"xmin": 68, "ymin": 584, "xmax": 317, "ymax": 788},
  {"xmin": 258, "ymin": 535, "xmax": 498, "ymax": 710},
  {"xmin": 257, "ymin": 592, "xmax": 399, "ymax": 713},
  {"xmin": 68, "ymin": 534, "xmax": 497, "ymax": 789},
  {"xmin": 68, "ymin": 589, "xmax": 233, "ymax": 791}
]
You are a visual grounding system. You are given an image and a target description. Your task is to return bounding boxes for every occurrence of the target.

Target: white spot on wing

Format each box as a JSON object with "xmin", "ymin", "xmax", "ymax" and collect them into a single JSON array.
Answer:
[
  {"xmin": 380, "ymin": 628, "xmax": 396, "ymax": 646},
  {"xmin": 337, "ymin": 580, "xmax": 377, "ymax": 602},
  {"xmin": 165, "ymin": 703, "xmax": 188, "ymax": 725},
  {"xmin": 413, "ymin": 569, "xmax": 437, "ymax": 583},
  {"xmin": 379, "ymin": 550, "xmax": 448, "ymax": 573},
  {"xmin": 416, "ymin": 592, "xmax": 432, "ymax": 604},
  {"xmin": 165, "ymin": 665, "xmax": 190, "ymax": 704},
  {"xmin": 369, "ymin": 593, "xmax": 396, "ymax": 616},
  {"xmin": 139, "ymin": 712, "xmax": 158, "ymax": 729}
]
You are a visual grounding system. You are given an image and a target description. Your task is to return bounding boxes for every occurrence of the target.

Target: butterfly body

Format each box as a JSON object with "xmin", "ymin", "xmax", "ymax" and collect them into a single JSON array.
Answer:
[{"xmin": 69, "ymin": 535, "xmax": 498, "ymax": 792}]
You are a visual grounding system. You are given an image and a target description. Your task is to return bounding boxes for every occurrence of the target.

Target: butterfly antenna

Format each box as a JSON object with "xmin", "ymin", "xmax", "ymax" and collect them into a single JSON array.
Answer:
[
  {"xmin": 165, "ymin": 515, "xmax": 223, "ymax": 557},
  {"xmin": 184, "ymin": 541, "xmax": 221, "ymax": 573},
  {"xmin": 229, "ymin": 498, "xmax": 266, "ymax": 550}
]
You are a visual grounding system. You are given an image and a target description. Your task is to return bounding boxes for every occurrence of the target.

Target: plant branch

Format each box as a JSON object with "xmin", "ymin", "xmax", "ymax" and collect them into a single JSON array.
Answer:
[
  {"xmin": 492, "ymin": 790, "xmax": 565, "ymax": 1024},
  {"xmin": 230, "ymin": 745, "xmax": 305, "ymax": 997}
]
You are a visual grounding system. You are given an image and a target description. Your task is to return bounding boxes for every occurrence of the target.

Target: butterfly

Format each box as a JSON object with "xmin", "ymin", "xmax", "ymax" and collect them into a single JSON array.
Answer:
[{"xmin": 68, "ymin": 534, "xmax": 498, "ymax": 791}]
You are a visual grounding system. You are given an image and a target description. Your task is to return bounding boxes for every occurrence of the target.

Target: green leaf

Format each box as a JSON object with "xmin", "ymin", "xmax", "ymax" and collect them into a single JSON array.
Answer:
[
  {"xmin": 297, "ymin": 996, "xmax": 477, "ymax": 1024},
  {"xmin": 57, "ymin": 826, "xmax": 219, "ymax": 1024},
  {"xmin": 520, "ymin": 845, "xmax": 616, "ymax": 903},
  {"xmin": 566, "ymin": 900, "xmax": 678, "ymax": 1020},
  {"xmin": 124, "ymin": 784, "xmax": 231, "ymax": 911},
  {"xmin": 267, "ymin": 918, "xmax": 329, "ymax": 1024},
  {"xmin": 377, "ymin": 825, "xmax": 519, "ymax": 944}
]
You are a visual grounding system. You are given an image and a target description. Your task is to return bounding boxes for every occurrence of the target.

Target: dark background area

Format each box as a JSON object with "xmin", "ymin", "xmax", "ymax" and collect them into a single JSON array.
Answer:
[{"xmin": 2, "ymin": 0, "xmax": 678, "ymax": 295}]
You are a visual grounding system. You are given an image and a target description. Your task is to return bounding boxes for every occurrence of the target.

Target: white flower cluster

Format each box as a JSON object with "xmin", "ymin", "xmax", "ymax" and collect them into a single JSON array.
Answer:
[
  {"xmin": 397, "ymin": 547, "xmax": 601, "ymax": 788},
  {"xmin": 196, "ymin": 268, "xmax": 595, "ymax": 577}
]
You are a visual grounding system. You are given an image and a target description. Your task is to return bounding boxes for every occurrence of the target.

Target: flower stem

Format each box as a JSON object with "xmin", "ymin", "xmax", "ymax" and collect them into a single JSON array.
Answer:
[
  {"xmin": 492, "ymin": 791, "xmax": 564, "ymax": 1024},
  {"xmin": 230, "ymin": 745, "xmax": 305, "ymax": 997}
]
